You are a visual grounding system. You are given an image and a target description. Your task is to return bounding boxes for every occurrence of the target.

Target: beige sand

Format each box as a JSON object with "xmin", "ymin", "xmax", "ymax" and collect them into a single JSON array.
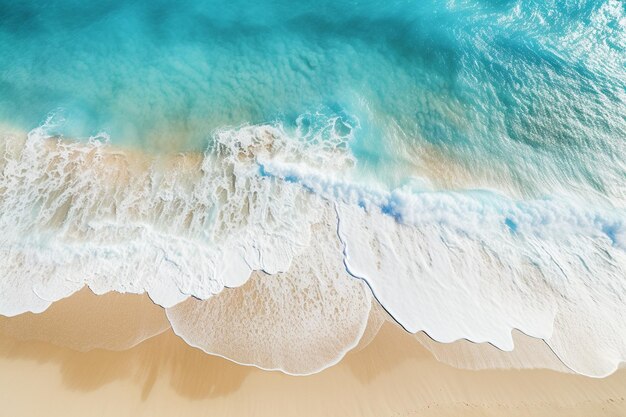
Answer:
[
  {"xmin": 0, "ymin": 288, "xmax": 170, "ymax": 351},
  {"xmin": 0, "ymin": 318, "xmax": 625, "ymax": 417}
]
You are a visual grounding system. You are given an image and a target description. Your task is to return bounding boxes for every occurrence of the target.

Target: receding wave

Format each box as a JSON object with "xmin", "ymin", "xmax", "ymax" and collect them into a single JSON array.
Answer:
[{"xmin": 166, "ymin": 212, "xmax": 373, "ymax": 375}]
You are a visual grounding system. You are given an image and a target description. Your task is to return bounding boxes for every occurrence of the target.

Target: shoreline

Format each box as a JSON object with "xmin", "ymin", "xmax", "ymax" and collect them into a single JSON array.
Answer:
[
  {"xmin": 1, "ymin": 290, "xmax": 625, "ymax": 416},
  {"xmin": 0, "ymin": 123, "xmax": 620, "ymax": 386}
]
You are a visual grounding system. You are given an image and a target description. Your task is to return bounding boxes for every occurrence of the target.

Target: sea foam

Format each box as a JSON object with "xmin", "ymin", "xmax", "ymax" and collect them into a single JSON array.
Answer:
[{"xmin": 1, "ymin": 115, "xmax": 625, "ymax": 377}]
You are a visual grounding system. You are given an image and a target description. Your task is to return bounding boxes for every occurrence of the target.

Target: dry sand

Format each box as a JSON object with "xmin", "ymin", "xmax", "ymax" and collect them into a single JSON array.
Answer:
[{"xmin": 0, "ymin": 296, "xmax": 625, "ymax": 417}]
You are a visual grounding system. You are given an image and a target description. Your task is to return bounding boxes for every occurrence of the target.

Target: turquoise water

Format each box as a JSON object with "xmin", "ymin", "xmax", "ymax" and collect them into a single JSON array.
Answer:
[{"xmin": 1, "ymin": 0, "xmax": 624, "ymax": 192}]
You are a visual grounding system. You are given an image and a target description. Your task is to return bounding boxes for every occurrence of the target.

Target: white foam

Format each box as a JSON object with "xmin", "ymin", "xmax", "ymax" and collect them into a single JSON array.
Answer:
[
  {"xmin": 0, "ymin": 119, "xmax": 336, "ymax": 315},
  {"xmin": 262, "ymin": 156, "xmax": 626, "ymax": 377},
  {"xmin": 1, "ymin": 114, "xmax": 625, "ymax": 377},
  {"xmin": 336, "ymin": 193, "xmax": 626, "ymax": 377}
]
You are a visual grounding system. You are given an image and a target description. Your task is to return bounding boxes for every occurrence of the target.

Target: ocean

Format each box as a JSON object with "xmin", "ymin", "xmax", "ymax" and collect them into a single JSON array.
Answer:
[{"xmin": 0, "ymin": 0, "xmax": 625, "ymax": 376}]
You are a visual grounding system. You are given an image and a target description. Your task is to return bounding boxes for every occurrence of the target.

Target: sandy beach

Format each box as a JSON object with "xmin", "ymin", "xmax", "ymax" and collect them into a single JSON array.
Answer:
[{"xmin": 0, "ymin": 292, "xmax": 624, "ymax": 417}]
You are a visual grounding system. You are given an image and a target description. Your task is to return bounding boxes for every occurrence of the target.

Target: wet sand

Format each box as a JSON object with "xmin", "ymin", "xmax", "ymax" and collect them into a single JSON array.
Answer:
[{"xmin": 0, "ymin": 317, "xmax": 625, "ymax": 417}]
